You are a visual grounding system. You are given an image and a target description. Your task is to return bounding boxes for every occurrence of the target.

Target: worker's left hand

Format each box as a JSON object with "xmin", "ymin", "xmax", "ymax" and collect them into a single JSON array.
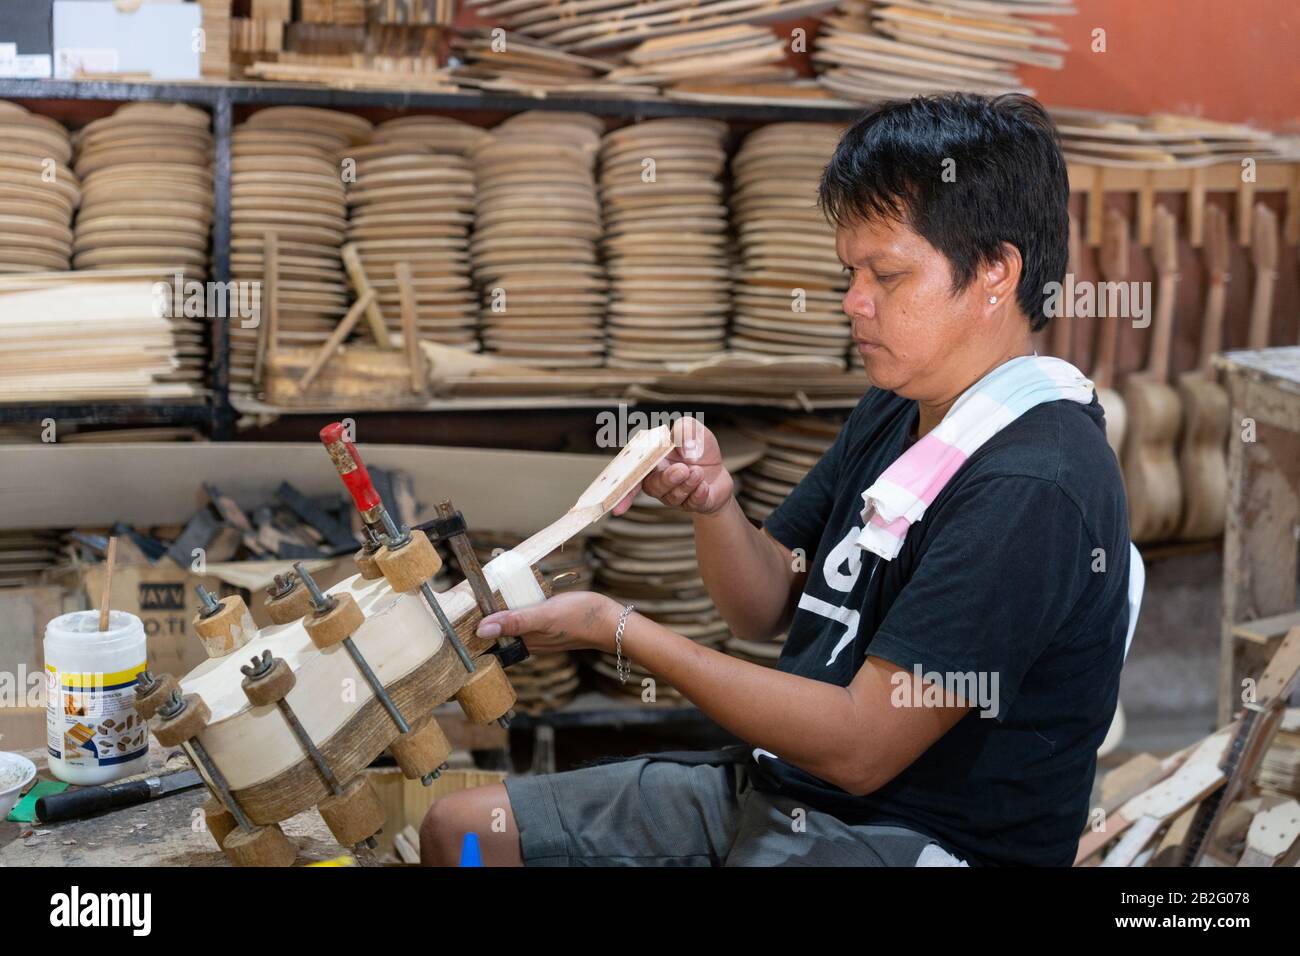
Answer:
[{"xmin": 475, "ymin": 591, "xmax": 621, "ymax": 653}]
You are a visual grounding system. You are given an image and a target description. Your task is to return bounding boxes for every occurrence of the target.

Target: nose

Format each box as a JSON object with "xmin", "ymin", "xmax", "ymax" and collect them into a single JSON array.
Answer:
[{"xmin": 843, "ymin": 277, "xmax": 874, "ymax": 327}]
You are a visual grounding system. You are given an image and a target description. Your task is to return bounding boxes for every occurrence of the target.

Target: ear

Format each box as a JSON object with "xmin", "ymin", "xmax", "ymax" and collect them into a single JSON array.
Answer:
[{"xmin": 982, "ymin": 241, "xmax": 1022, "ymax": 311}]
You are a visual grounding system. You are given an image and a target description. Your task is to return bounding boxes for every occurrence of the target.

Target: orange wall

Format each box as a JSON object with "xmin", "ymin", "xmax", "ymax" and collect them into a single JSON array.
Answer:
[{"xmin": 1020, "ymin": 0, "xmax": 1299, "ymax": 132}]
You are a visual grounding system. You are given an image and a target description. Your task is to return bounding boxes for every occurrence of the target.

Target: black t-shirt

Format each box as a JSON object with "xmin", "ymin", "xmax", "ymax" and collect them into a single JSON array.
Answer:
[{"xmin": 753, "ymin": 385, "xmax": 1130, "ymax": 867}]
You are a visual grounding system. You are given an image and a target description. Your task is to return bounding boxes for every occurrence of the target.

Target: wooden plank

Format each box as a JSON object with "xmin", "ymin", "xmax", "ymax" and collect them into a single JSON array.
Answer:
[
  {"xmin": 1235, "ymin": 610, "xmax": 1300, "ymax": 646},
  {"xmin": 1219, "ymin": 354, "xmax": 1300, "ymax": 724}
]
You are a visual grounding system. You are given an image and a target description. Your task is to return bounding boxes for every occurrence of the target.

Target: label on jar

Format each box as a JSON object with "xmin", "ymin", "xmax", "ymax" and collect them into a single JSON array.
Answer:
[{"xmin": 46, "ymin": 663, "xmax": 148, "ymax": 766}]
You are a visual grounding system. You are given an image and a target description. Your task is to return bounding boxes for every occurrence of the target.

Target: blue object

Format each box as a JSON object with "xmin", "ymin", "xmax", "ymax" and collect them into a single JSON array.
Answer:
[{"xmin": 459, "ymin": 832, "xmax": 482, "ymax": 867}]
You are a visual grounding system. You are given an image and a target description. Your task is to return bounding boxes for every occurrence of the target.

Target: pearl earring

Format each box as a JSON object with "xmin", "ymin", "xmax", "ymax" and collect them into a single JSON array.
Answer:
[{"xmin": 989, "ymin": 296, "xmax": 997, "ymax": 303}]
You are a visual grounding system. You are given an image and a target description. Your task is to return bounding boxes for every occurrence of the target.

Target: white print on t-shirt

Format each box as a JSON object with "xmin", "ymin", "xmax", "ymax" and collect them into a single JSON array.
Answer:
[
  {"xmin": 795, "ymin": 525, "xmax": 882, "ymax": 666},
  {"xmin": 753, "ymin": 528, "xmax": 882, "ymax": 768}
]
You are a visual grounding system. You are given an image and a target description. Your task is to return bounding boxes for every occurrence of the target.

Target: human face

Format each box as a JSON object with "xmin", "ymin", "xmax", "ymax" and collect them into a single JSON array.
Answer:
[{"xmin": 837, "ymin": 214, "xmax": 993, "ymax": 402}]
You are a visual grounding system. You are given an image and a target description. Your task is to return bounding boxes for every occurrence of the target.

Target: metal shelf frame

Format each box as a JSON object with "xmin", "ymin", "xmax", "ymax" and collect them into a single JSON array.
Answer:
[{"xmin": 0, "ymin": 78, "xmax": 864, "ymax": 437}]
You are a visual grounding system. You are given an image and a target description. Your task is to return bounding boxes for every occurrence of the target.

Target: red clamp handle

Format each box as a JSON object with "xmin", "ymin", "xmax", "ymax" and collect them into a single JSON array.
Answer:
[{"xmin": 320, "ymin": 423, "xmax": 382, "ymax": 519}]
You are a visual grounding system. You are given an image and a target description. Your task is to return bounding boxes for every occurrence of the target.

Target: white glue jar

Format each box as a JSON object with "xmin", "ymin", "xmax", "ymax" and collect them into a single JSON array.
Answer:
[{"xmin": 44, "ymin": 610, "xmax": 149, "ymax": 785}]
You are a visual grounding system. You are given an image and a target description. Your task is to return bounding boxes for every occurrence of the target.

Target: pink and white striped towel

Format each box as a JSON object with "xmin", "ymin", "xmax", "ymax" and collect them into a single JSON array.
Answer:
[{"xmin": 855, "ymin": 355, "xmax": 1095, "ymax": 561}]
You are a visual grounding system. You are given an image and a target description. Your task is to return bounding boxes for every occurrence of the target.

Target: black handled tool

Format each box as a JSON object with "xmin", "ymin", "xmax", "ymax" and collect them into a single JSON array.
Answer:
[{"xmin": 36, "ymin": 769, "xmax": 203, "ymax": 823}]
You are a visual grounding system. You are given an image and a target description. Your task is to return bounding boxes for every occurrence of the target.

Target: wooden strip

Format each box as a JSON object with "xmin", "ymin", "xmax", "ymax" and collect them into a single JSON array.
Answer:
[
  {"xmin": 253, "ymin": 230, "xmax": 279, "ymax": 387},
  {"xmin": 297, "ymin": 289, "xmax": 376, "ymax": 391},
  {"xmin": 395, "ymin": 260, "xmax": 427, "ymax": 396},
  {"xmin": 1100, "ymin": 813, "xmax": 1162, "ymax": 867},
  {"xmin": 341, "ymin": 242, "xmax": 394, "ymax": 348}
]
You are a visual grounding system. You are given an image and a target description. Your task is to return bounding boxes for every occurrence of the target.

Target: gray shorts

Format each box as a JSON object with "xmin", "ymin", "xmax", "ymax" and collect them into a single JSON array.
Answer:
[{"xmin": 502, "ymin": 748, "xmax": 968, "ymax": 867}]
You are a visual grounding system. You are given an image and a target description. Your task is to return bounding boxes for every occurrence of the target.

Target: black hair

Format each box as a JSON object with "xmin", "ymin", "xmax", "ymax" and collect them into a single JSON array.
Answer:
[{"xmin": 819, "ymin": 93, "xmax": 1068, "ymax": 332}]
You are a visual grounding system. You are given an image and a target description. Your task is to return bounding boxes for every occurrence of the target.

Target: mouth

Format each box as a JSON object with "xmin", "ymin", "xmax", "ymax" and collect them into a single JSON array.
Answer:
[{"xmin": 853, "ymin": 339, "xmax": 883, "ymax": 353}]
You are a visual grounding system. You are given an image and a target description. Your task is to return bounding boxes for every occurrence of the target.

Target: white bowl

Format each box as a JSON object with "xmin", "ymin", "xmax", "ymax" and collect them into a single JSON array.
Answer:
[{"xmin": 0, "ymin": 752, "xmax": 38, "ymax": 819}]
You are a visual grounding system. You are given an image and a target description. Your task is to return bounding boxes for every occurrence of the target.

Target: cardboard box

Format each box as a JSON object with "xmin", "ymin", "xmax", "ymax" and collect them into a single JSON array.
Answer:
[
  {"xmin": 53, "ymin": 0, "xmax": 202, "ymax": 79},
  {"xmin": 0, "ymin": 706, "xmax": 47, "ymax": 752}
]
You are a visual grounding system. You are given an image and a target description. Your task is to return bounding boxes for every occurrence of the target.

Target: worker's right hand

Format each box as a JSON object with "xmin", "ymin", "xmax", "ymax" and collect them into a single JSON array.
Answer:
[{"xmin": 612, "ymin": 417, "xmax": 734, "ymax": 517}]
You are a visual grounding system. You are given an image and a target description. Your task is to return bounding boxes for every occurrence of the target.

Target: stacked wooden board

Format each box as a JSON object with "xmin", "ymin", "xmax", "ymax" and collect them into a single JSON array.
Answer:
[
  {"xmin": 464, "ymin": 0, "xmax": 841, "ymax": 54},
  {"xmin": 449, "ymin": 28, "xmax": 633, "ymax": 96},
  {"xmin": 229, "ymin": 107, "xmax": 370, "ymax": 395},
  {"xmin": 1048, "ymin": 107, "xmax": 1289, "ymax": 168},
  {"xmin": 0, "ymin": 101, "xmax": 79, "ymax": 275},
  {"xmin": 602, "ymin": 25, "xmax": 790, "ymax": 89},
  {"xmin": 729, "ymin": 123, "xmax": 851, "ymax": 364},
  {"xmin": 71, "ymin": 103, "xmax": 213, "ymax": 281},
  {"xmin": 814, "ymin": 0, "xmax": 1074, "ymax": 103},
  {"xmin": 0, "ymin": 529, "xmax": 63, "ymax": 588},
  {"xmin": 345, "ymin": 140, "xmax": 479, "ymax": 348},
  {"xmin": 599, "ymin": 118, "xmax": 733, "ymax": 369},
  {"xmin": 0, "ymin": 271, "xmax": 200, "ymax": 402},
  {"xmin": 1258, "ymin": 709, "xmax": 1300, "ymax": 797},
  {"xmin": 471, "ymin": 112, "xmax": 609, "ymax": 368}
]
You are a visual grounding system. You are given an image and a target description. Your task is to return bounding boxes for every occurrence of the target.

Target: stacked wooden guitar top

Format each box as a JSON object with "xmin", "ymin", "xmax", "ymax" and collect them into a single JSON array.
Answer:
[
  {"xmin": 729, "ymin": 123, "xmax": 850, "ymax": 364},
  {"xmin": 734, "ymin": 415, "xmax": 843, "ymax": 523},
  {"xmin": 814, "ymin": 0, "xmax": 1074, "ymax": 103},
  {"xmin": 599, "ymin": 118, "xmax": 732, "ymax": 369},
  {"xmin": 471, "ymin": 112, "xmax": 609, "ymax": 368},
  {"xmin": 0, "ymin": 271, "xmax": 201, "ymax": 402},
  {"xmin": 0, "ymin": 101, "xmax": 79, "ymax": 275},
  {"xmin": 345, "ymin": 137, "xmax": 478, "ymax": 349},
  {"xmin": 71, "ymin": 103, "xmax": 213, "ymax": 281},
  {"xmin": 229, "ymin": 107, "xmax": 370, "ymax": 395}
]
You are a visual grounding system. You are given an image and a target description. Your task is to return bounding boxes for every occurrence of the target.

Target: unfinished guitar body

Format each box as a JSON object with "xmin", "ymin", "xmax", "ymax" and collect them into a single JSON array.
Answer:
[
  {"xmin": 1122, "ymin": 378, "xmax": 1182, "ymax": 542},
  {"xmin": 153, "ymin": 426, "xmax": 675, "ymax": 835},
  {"xmin": 1175, "ymin": 372, "xmax": 1229, "ymax": 540}
]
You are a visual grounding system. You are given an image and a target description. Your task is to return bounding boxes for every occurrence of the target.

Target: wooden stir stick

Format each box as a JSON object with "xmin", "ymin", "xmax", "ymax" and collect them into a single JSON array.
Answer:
[{"xmin": 98, "ymin": 536, "xmax": 118, "ymax": 631}]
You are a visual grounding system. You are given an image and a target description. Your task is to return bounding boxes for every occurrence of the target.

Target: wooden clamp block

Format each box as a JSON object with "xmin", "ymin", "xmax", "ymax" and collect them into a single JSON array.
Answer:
[
  {"xmin": 454, "ymin": 656, "xmax": 516, "ymax": 724},
  {"xmin": 195, "ymin": 595, "xmax": 257, "ymax": 659}
]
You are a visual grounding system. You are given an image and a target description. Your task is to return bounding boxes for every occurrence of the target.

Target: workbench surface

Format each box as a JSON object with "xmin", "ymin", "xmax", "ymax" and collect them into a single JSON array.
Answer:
[{"xmin": 1, "ymin": 740, "xmax": 343, "ymax": 866}]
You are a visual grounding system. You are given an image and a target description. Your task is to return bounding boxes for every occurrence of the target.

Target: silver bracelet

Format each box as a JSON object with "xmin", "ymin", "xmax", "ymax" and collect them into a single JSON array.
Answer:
[{"xmin": 615, "ymin": 603, "xmax": 635, "ymax": 684}]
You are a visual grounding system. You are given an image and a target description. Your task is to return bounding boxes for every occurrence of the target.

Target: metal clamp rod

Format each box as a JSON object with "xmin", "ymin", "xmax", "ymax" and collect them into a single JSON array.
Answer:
[
  {"xmin": 417, "ymin": 580, "xmax": 476, "ymax": 673},
  {"xmin": 342, "ymin": 636, "xmax": 411, "ymax": 735},
  {"xmin": 187, "ymin": 737, "xmax": 255, "ymax": 833}
]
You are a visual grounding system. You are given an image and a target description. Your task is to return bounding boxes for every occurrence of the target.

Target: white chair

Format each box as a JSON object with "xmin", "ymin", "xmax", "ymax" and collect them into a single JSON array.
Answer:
[{"xmin": 1098, "ymin": 542, "xmax": 1145, "ymax": 757}]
